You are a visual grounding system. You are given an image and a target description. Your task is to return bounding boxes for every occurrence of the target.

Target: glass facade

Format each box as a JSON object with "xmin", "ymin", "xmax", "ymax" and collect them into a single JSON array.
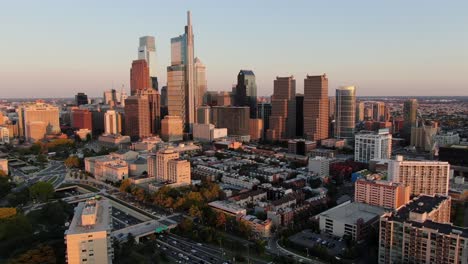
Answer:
[{"xmin": 335, "ymin": 86, "xmax": 356, "ymax": 140}]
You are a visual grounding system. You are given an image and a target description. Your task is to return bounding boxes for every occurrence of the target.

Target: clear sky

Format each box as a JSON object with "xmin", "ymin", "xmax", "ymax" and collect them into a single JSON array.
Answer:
[{"xmin": 1, "ymin": 0, "xmax": 467, "ymax": 98}]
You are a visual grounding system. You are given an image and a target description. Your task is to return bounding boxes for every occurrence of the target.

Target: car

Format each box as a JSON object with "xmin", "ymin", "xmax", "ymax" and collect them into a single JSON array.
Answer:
[
  {"xmin": 196, "ymin": 243, "xmax": 202, "ymax": 246},
  {"xmin": 191, "ymin": 249, "xmax": 197, "ymax": 253}
]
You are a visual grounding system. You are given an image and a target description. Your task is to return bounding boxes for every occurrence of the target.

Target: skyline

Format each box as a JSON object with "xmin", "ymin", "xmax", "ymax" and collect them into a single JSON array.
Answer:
[{"xmin": 1, "ymin": 0, "xmax": 467, "ymax": 98}]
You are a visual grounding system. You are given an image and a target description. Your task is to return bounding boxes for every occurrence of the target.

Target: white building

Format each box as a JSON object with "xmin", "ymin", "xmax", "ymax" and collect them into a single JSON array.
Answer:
[
  {"xmin": 388, "ymin": 155, "xmax": 450, "ymax": 196},
  {"xmin": 221, "ymin": 173, "xmax": 260, "ymax": 190},
  {"xmin": 318, "ymin": 201, "xmax": 385, "ymax": 242},
  {"xmin": 354, "ymin": 129, "xmax": 392, "ymax": 163},
  {"xmin": 104, "ymin": 110, "xmax": 122, "ymax": 135},
  {"xmin": 308, "ymin": 156, "xmax": 330, "ymax": 178},
  {"xmin": 65, "ymin": 198, "xmax": 113, "ymax": 264},
  {"xmin": 138, "ymin": 36, "xmax": 157, "ymax": 78},
  {"xmin": 433, "ymin": 132, "xmax": 460, "ymax": 147},
  {"xmin": 193, "ymin": 123, "xmax": 227, "ymax": 142}
]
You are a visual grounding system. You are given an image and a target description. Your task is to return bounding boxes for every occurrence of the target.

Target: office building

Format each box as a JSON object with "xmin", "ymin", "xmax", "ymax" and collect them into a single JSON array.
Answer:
[
  {"xmin": 372, "ymin": 102, "xmax": 386, "ymax": 121},
  {"xmin": 295, "ymin": 94, "xmax": 304, "ymax": 137},
  {"xmin": 193, "ymin": 123, "xmax": 227, "ymax": 142},
  {"xmin": 75, "ymin": 92, "xmax": 88, "ymax": 106},
  {"xmin": 137, "ymin": 88, "xmax": 161, "ymax": 134},
  {"xmin": 21, "ymin": 102, "xmax": 60, "ymax": 141},
  {"xmin": 356, "ymin": 101, "xmax": 365, "ymax": 122},
  {"xmin": 329, "ymin": 97, "xmax": 336, "ymax": 120},
  {"xmin": 318, "ymin": 201, "xmax": 385, "ymax": 242},
  {"xmin": 217, "ymin": 91, "xmax": 232, "ymax": 106},
  {"xmin": 308, "ymin": 156, "xmax": 330, "ymax": 178},
  {"xmin": 196, "ymin": 106, "xmax": 211, "ymax": 124},
  {"xmin": 138, "ymin": 36, "xmax": 157, "ymax": 83},
  {"xmin": 335, "ymin": 86, "xmax": 356, "ymax": 140},
  {"xmin": 168, "ymin": 11, "xmax": 196, "ymax": 133},
  {"xmin": 160, "ymin": 86, "xmax": 168, "ymax": 107},
  {"xmin": 288, "ymin": 139, "xmax": 316, "ymax": 155},
  {"xmin": 257, "ymin": 103, "xmax": 272, "ymax": 138},
  {"xmin": 354, "ymin": 129, "xmax": 392, "ymax": 163},
  {"xmin": 130, "ymin": 59, "xmax": 150, "ymax": 95},
  {"xmin": 355, "ymin": 179, "xmax": 410, "ymax": 210},
  {"xmin": 249, "ymin": 118, "xmax": 263, "ymax": 141},
  {"xmin": 410, "ymin": 122, "xmax": 439, "ymax": 151},
  {"xmin": 167, "ymin": 159, "xmax": 191, "ymax": 185},
  {"xmin": 379, "ymin": 195, "xmax": 467, "ymax": 264},
  {"xmin": 304, "ymin": 75, "xmax": 329, "ymax": 141},
  {"xmin": 402, "ymin": 99, "xmax": 418, "ymax": 141},
  {"xmin": 235, "ymin": 70, "xmax": 257, "ymax": 118},
  {"xmin": 160, "ymin": 115, "xmax": 183, "ymax": 142},
  {"xmin": 65, "ymin": 198, "xmax": 113, "ymax": 264},
  {"xmin": 72, "ymin": 109, "xmax": 93, "ymax": 131},
  {"xmin": 149, "ymin": 147, "xmax": 180, "ymax": 182},
  {"xmin": 124, "ymin": 96, "xmax": 151, "ymax": 140},
  {"xmin": 194, "ymin": 57, "xmax": 207, "ymax": 113},
  {"xmin": 104, "ymin": 110, "xmax": 122, "ymax": 135},
  {"xmin": 267, "ymin": 76, "xmax": 296, "ymax": 140},
  {"xmin": 388, "ymin": 155, "xmax": 450, "ymax": 196},
  {"xmin": 211, "ymin": 106, "xmax": 250, "ymax": 141}
]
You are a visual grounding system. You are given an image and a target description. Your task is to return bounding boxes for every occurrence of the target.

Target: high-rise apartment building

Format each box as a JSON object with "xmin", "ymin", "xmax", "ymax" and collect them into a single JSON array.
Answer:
[
  {"xmin": 388, "ymin": 155, "xmax": 450, "ymax": 196},
  {"xmin": 335, "ymin": 86, "xmax": 356, "ymax": 140},
  {"xmin": 72, "ymin": 109, "xmax": 93, "ymax": 131},
  {"xmin": 379, "ymin": 195, "xmax": 467, "ymax": 264},
  {"xmin": 75, "ymin": 92, "xmax": 88, "ymax": 106},
  {"xmin": 356, "ymin": 102, "xmax": 365, "ymax": 122},
  {"xmin": 124, "ymin": 96, "xmax": 151, "ymax": 140},
  {"xmin": 130, "ymin": 59, "xmax": 150, "ymax": 95},
  {"xmin": 104, "ymin": 110, "xmax": 122, "ymax": 135},
  {"xmin": 211, "ymin": 106, "xmax": 250, "ymax": 141},
  {"xmin": 354, "ymin": 129, "xmax": 392, "ymax": 163},
  {"xmin": 295, "ymin": 94, "xmax": 304, "ymax": 137},
  {"xmin": 372, "ymin": 102, "xmax": 386, "ymax": 121},
  {"xmin": 402, "ymin": 99, "xmax": 418, "ymax": 141},
  {"xmin": 21, "ymin": 102, "xmax": 60, "ymax": 141},
  {"xmin": 355, "ymin": 179, "xmax": 410, "ymax": 210},
  {"xmin": 160, "ymin": 115, "xmax": 183, "ymax": 142},
  {"xmin": 167, "ymin": 11, "xmax": 196, "ymax": 133},
  {"xmin": 65, "ymin": 198, "xmax": 113, "ymax": 264},
  {"xmin": 304, "ymin": 75, "xmax": 329, "ymax": 141},
  {"xmin": 235, "ymin": 70, "xmax": 257, "ymax": 118},
  {"xmin": 267, "ymin": 76, "xmax": 296, "ymax": 140}
]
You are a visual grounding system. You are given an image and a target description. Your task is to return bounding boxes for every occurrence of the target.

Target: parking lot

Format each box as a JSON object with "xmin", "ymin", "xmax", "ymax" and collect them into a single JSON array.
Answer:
[
  {"xmin": 289, "ymin": 229, "xmax": 347, "ymax": 257},
  {"xmin": 112, "ymin": 207, "xmax": 143, "ymax": 231}
]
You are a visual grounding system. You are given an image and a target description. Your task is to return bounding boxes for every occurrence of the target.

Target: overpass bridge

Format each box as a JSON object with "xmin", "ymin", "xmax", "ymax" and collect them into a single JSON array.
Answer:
[{"xmin": 112, "ymin": 219, "xmax": 177, "ymax": 243}]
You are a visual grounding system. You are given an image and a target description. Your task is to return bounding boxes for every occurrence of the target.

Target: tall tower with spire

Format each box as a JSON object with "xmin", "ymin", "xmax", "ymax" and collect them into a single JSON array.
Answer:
[{"xmin": 167, "ymin": 11, "xmax": 200, "ymax": 133}]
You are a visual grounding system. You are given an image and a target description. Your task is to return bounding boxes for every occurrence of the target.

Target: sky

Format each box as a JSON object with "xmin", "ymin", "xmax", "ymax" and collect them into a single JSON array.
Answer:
[{"xmin": 0, "ymin": 0, "xmax": 467, "ymax": 98}]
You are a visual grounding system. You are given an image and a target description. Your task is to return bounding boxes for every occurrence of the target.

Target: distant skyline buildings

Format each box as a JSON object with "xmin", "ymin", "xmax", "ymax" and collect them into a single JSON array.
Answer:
[
  {"xmin": 2, "ymin": 2, "xmax": 467, "ymax": 98},
  {"xmin": 303, "ymin": 74, "xmax": 329, "ymax": 141},
  {"xmin": 335, "ymin": 85, "xmax": 356, "ymax": 140}
]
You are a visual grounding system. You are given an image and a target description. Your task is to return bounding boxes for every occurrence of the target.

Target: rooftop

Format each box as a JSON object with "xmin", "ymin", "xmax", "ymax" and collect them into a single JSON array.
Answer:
[
  {"xmin": 66, "ymin": 198, "xmax": 111, "ymax": 235},
  {"xmin": 389, "ymin": 194, "xmax": 449, "ymax": 222},
  {"xmin": 319, "ymin": 201, "xmax": 385, "ymax": 223}
]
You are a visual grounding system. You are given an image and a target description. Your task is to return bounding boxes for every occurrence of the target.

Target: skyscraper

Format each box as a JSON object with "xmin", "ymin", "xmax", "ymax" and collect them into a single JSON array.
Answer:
[
  {"xmin": 130, "ymin": 59, "xmax": 150, "ymax": 95},
  {"xmin": 194, "ymin": 57, "xmax": 207, "ymax": 113},
  {"xmin": 124, "ymin": 96, "xmax": 151, "ymax": 140},
  {"xmin": 257, "ymin": 103, "xmax": 272, "ymax": 139},
  {"xmin": 235, "ymin": 70, "xmax": 257, "ymax": 118},
  {"xmin": 295, "ymin": 94, "xmax": 304, "ymax": 138},
  {"xmin": 372, "ymin": 101, "xmax": 386, "ymax": 121},
  {"xmin": 267, "ymin": 76, "xmax": 296, "ymax": 140},
  {"xmin": 137, "ymin": 88, "xmax": 161, "ymax": 135},
  {"xmin": 72, "ymin": 109, "xmax": 93, "ymax": 131},
  {"xmin": 211, "ymin": 106, "xmax": 250, "ymax": 141},
  {"xmin": 75, "ymin": 92, "xmax": 88, "ymax": 106},
  {"xmin": 167, "ymin": 11, "xmax": 196, "ymax": 132},
  {"xmin": 335, "ymin": 86, "xmax": 356, "ymax": 140},
  {"xmin": 138, "ymin": 36, "xmax": 156, "ymax": 79},
  {"xmin": 402, "ymin": 99, "xmax": 418, "ymax": 141},
  {"xmin": 303, "ymin": 74, "xmax": 329, "ymax": 141}
]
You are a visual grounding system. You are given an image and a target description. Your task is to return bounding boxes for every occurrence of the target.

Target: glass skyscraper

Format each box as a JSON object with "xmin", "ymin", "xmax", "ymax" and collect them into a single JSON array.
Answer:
[{"xmin": 335, "ymin": 86, "xmax": 356, "ymax": 140}]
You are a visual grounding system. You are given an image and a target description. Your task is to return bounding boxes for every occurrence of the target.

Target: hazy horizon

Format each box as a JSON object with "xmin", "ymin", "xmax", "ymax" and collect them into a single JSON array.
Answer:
[{"xmin": 1, "ymin": 0, "xmax": 467, "ymax": 98}]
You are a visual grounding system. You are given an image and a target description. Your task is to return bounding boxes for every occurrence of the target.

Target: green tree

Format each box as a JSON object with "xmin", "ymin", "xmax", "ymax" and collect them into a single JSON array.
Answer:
[
  {"xmin": 215, "ymin": 212, "xmax": 226, "ymax": 228},
  {"xmin": 29, "ymin": 182, "xmax": 54, "ymax": 202}
]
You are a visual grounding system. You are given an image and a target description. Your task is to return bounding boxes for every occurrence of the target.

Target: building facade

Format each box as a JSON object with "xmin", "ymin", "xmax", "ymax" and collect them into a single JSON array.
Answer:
[
  {"xmin": 267, "ymin": 76, "xmax": 296, "ymax": 140},
  {"xmin": 354, "ymin": 129, "xmax": 392, "ymax": 163},
  {"xmin": 304, "ymin": 75, "xmax": 329, "ymax": 141},
  {"xmin": 124, "ymin": 96, "xmax": 151, "ymax": 140},
  {"xmin": 235, "ymin": 70, "xmax": 257, "ymax": 118},
  {"xmin": 130, "ymin": 59, "xmax": 150, "ymax": 95},
  {"xmin": 160, "ymin": 115, "xmax": 183, "ymax": 142},
  {"xmin": 355, "ymin": 179, "xmax": 410, "ymax": 210},
  {"xmin": 335, "ymin": 86, "xmax": 356, "ymax": 140}
]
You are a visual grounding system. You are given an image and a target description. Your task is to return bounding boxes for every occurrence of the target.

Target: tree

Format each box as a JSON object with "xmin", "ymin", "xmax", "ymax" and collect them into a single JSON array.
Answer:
[
  {"xmin": 29, "ymin": 182, "xmax": 54, "ymax": 202},
  {"xmin": 189, "ymin": 205, "xmax": 202, "ymax": 220},
  {"xmin": 36, "ymin": 154, "xmax": 48, "ymax": 164},
  {"xmin": 0, "ymin": 176, "xmax": 11, "ymax": 198},
  {"xmin": 9, "ymin": 244, "xmax": 56, "ymax": 264},
  {"xmin": 215, "ymin": 212, "xmax": 226, "ymax": 228},
  {"xmin": 64, "ymin": 156, "xmax": 80, "ymax": 168},
  {"xmin": 119, "ymin": 178, "xmax": 131, "ymax": 193}
]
